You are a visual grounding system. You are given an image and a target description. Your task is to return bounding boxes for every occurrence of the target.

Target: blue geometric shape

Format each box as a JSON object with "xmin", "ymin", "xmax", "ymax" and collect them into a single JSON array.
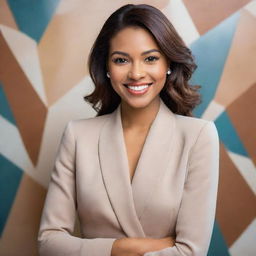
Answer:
[
  {"xmin": 0, "ymin": 82, "xmax": 16, "ymax": 125},
  {"xmin": 0, "ymin": 154, "xmax": 23, "ymax": 237},
  {"xmin": 190, "ymin": 12, "xmax": 240, "ymax": 117},
  {"xmin": 7, "ymin": 0, "xmax": 61, "ymax": 42},
  {"xmin": 215, "ymin": 111, "xmax": 248, "ymax": 156},
  {"xmin": 208, "ymin": 221, "xmax": 231, "ymax": 256}
]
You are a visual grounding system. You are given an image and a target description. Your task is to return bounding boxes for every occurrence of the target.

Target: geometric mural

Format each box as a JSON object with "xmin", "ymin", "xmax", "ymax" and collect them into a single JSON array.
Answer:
[{"xmin": 0, "ymin": 0, "xmax": 255, "ymax": 255}]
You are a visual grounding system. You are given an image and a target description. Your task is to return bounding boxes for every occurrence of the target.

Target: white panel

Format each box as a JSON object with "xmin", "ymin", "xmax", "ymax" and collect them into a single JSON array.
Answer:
[
  {"xmin": 229, "ymin": 218, "xmax": 256, "ymax": 256},
  {"xmin": 244, "ymin": 0, "xmax": 256, "ymax": 17},
  {"xmin": 0, "ymin": 24, "xmax": 47, "ymax": 106},
  {"xmin": 35, "ymin": 76, "xmax": 96, "ymax": 188},
  {"xmin": 227, "ymin": 150, "xmax": 256, "ymax": 195},
  {"xmin": 0, "ymin": 115, "xmax": 46, "ymax": 186},
  {"xmin": 162, "ymin": 0, "xmax": 200, "ymax": 46},
  {"xmin": 201, "ymin": 100, "xmax": 225, "ymax": 121}
]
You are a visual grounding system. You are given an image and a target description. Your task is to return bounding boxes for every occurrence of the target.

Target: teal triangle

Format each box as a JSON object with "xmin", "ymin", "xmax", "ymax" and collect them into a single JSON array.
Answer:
[
  {"xmin": 7, "ymin": 0, "xmax": 61, "ymax": 42},
  {"xmin": 0, "ymin": 82, "xmax": 16, "ymax": 125},
  {"xmin": 208, "ymin": 221, "xmax": 231, "ymax": 256},
  {"xmin": 215, "ymin": 111, "xmax": 248, "ymax": 156},
  {"xmin": 190, "ymin": 12, "xmax": 240, "ymax": 117},
  {"xmin": 0, "ymin": 154, "xmax": 23, "ymax": 237}
]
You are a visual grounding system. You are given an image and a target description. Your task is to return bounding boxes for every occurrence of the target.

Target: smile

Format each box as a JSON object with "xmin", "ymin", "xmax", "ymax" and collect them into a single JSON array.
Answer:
[
  {"xmin": 128, "ymin": 84, "xmax": 149, "ymax": 91},
  {"xmin": 123, "ymin": 82, "xmax": 153, "ymax": 95}
]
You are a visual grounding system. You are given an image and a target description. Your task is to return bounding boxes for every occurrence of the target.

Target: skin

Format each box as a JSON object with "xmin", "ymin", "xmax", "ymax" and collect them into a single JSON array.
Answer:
[
  {"xmin": 108, "ymin": 26, "xmax": 170, "ymax": 182},
  {"xmin": 107, "ymin": 26, "xmax": 175, "ymax": 256}
]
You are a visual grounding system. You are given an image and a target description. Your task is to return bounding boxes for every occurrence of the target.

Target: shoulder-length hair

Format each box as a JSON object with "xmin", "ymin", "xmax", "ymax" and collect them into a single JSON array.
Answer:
[{"xmin": 84, "ymin": 4, "xmax": 201, "ymax": 116}]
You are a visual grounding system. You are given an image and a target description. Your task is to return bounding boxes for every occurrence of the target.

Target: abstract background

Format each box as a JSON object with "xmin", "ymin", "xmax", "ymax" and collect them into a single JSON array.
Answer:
[{"xmin": 0, "ymin": 0, "xmax": 255, "ymax": 255}]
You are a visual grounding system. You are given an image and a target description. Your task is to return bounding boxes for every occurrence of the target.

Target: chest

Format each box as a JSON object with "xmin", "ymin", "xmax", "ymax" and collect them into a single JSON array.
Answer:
[
  {"xmin": 75, "ymin": 124, "xmax": 190, "ymax": 237},
  {"xmin": 123, "ymin": 128, "xmax": 149, "ymax": 183}
]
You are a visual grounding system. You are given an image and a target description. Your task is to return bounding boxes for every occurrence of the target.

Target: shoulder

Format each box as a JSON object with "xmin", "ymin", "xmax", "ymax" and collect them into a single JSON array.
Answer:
[
  {"xmin": 64, "ymin": 113, "xmax": 113, "ymax": 139},
  {"xmin": 174, "ymin": 115, "xmax": 219, "ymax": 172},
  {"xmin": 174, "ymin": 114, "xmax": 219, "ymax": 146}
]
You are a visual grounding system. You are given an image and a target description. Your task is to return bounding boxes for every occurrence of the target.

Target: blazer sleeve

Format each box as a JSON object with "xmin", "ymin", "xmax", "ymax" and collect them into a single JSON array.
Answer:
[
  {"xmin": 144, "ymin": 121, "xmax": 219, "ymax": 256},
  {"xmin": 38, "ymin": 121, "xmax": 116, "ymax": 256}
]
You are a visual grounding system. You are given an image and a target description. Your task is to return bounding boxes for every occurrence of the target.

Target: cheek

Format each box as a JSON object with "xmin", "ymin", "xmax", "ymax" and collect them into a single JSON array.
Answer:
[
  {"xmin": 109, "ymin": 65, "xmax": 127, "ymax": 80},
  {"xmin": 108, "ymin": 69, "xmax": 127, "ymax": 92},
  {"xmin": 150, "ymin": 66, "xmax": 167, "ymax": 81}
]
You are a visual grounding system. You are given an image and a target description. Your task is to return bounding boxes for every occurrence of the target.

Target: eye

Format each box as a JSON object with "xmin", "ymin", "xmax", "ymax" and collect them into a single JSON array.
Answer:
[
  {"xmin": 112, "ymin": 57, "xmax": 128, "ymax": 64},
  {"xmin": 145, "ymin": 56, "xmax": 159, "ymax": 62}
]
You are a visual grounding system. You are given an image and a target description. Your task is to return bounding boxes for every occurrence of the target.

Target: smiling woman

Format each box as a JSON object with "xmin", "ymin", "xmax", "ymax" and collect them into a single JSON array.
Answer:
[
  {"xmin": 107, "ymin": 26, "xmax": 169, "ymax": 110},
  {"xmin": 86, "ymin": 4, "xmax": 200, "ymax": 116},
  {"xmin": 38, "ymin": 4, "xmax": 219, "ymax": 256}
]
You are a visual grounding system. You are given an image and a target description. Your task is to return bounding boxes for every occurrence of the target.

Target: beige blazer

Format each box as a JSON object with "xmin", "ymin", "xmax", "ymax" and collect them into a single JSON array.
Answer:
[{"xmin": 38, "ymin": 99, "xmax": 219, "ymax": 256}]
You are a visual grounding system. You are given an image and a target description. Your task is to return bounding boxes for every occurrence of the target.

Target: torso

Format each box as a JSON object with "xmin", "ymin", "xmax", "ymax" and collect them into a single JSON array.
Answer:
[{"xmin": 123, "ymin": 127, "xmax": 149, "ymax": 183}]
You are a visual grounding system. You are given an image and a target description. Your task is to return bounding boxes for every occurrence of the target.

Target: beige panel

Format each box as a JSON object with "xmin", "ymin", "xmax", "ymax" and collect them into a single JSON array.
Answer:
[
  {"xmin": 215, "ymin": 10, "xmax": 256, "ymax": 107},
  {"xmin": 183, "ymin": 0, "xmax": 251, "ymax": 34},
  {"xmin": 130, "ymin": 0, "xmax": 169, "ymax": 9},
  {"xmin": 0, "ymin": 0, "xmax": 18, "ymax": 30},
  {"xmin": 216, "ymin": 144, "xmax": 256, "ymax": 246},
  {"xmin": 0, "ymin": 174, "xmax": 46, "ymax": 256},
  {"xmin": 39, "ymin": 0, "xmax": 170, "ymax": 105},
  {"xmin": 0, "ymin": 32, "xmax": 47, "ymax": 165},
  {"xmin": 227, "ymin": 83, "xmax": 256, "ymax": 165}
]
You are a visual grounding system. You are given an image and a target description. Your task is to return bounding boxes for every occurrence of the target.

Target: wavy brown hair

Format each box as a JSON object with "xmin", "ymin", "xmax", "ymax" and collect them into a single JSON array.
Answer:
[{"xmin": 84, "ymin": 4, "xmax": 201, "ymax": 116}]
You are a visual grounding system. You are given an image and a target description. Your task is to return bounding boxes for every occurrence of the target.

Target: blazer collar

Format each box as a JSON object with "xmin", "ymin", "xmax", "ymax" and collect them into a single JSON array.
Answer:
[{"xmin": 98, "ymin": 99, "xmax": 176, "ymax": 237}]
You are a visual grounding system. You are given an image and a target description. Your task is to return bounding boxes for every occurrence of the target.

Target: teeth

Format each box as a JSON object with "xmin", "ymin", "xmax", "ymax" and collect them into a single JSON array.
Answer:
[{"xmin": 127, "ymin": 85, "xmax": 149, "ymax": 91}]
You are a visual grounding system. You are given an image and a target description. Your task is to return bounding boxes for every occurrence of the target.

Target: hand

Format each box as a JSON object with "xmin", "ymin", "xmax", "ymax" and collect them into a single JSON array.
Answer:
[
  {"xmin": 111, "ymin": 237, "xmax": 142, "ymax": 256},
  {"xmin": 135, "ymin": 236, "xmax": 175, "ymax": 255},
  {"xmin": 111, "ymin": 236, "xmax": 175, "ymax": 256}
]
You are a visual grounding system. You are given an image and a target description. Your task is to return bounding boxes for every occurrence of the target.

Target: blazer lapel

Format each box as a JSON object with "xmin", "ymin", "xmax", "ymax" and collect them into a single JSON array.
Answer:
[
  {"xmin": 98, "ymin": 99, "xmax": 176, "ymax": 237},
  {"xmin": 131, "ymin": 100, "xmax": 176, "ymax": 221},
  {"xmin": 98, "ymin": 105, "xmax": 146, "ymax": 238}
]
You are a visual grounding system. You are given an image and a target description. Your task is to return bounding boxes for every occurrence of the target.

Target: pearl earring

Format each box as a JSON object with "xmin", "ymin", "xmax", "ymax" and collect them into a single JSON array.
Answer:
[
  {"xmin": 106, "ymin": 72, "xmax": 110, "ymax": 78},
  {"xmin": 166, "ymin": 69, "xmax": 171, "ymax": 75}
]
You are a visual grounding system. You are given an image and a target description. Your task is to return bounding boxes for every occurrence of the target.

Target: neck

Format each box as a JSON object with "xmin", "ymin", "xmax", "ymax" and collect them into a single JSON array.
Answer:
[{"xmin": 120, "ymin": 98, "xmax": 161, "ymax": 131}]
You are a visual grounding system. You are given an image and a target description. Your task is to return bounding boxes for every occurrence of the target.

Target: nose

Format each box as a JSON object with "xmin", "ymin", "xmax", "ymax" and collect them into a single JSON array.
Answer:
[{"xmin": 128, "ymin": 62, "xmax": 145, "ymax": 80}]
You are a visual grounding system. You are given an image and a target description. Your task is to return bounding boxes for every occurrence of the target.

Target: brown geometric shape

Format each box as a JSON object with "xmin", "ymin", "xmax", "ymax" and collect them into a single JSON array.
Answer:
[
  {"xmin": 216, "ymin": 144, "xmax": 256, "ymax": 246},
  {"xmin": 38, "ymin": 0, "xmax": 170, "ymax": 106},
  {"xmin": 227, "ymin": 83, "xmax": 256, "ymax": 165},
  {"xmin": 183, "ymin": 0, "xmax": 251, "ymax": 35},
  {"xmin": 215, "ymin": 10, "xmax": 256, "ymax": 108},
  {"xmin": 0, "ymin": 174, "xmax": 46, "ymax": 256},
  {"xmin": 0, "ymin": 0, "xmax": 18, "ymax": 30},
  {"xmin": 38, "ymin": 7, "xmax": 90, "ymax": 105},
  {"xmin": 0, "ymin": 31, "xmax": 47, "ymax": 165}
]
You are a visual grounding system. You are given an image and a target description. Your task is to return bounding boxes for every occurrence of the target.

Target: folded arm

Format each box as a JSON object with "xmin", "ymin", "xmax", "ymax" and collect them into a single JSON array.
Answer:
[
  {"xmin": 38, "ymin": 122, "xmax": 116, "ymax": 256},
  {"xmin": 143, "ymin": 121, "xmax": 219, "ymax": 256}
]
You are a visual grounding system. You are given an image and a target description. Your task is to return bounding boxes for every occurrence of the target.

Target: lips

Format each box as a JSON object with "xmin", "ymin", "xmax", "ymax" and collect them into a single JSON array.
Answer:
[{"xmin": 123, "ymin": 82, "xmax": 153, "ymax": 95}]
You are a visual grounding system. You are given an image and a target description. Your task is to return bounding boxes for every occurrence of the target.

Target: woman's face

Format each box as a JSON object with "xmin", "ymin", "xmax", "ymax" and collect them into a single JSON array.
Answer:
[{"xmin": 107, "ymin": 26, "xmax": 169, "ymax": 110}]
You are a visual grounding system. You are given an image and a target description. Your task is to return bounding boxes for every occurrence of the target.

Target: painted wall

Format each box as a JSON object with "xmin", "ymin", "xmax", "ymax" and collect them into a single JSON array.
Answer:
[{"xmin": 0, "ymin": 0, "xmax": 255, "ymax": 255}]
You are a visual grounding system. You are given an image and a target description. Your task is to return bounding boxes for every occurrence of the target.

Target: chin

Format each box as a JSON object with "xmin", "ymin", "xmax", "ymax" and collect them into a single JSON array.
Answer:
[{"xmin": 123, "ymin": 98, "xmax": 155, "ymax": 110}]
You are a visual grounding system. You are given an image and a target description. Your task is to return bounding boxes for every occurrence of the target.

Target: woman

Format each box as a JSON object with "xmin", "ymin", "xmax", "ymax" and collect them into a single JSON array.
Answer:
[{"xmin": 38, "ymin": 4, "xmax": 219, "ymax": 256}]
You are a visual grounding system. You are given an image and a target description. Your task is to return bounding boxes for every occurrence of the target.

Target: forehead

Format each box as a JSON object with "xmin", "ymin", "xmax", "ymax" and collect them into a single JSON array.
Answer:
[{"xmin": 109, "ymin": 26, "xmax": 160, "ymax": 53}]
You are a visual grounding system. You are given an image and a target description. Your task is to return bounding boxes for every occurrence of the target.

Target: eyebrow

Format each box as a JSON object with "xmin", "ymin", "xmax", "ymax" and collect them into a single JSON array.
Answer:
[{"xmin": 110, "ymin": 49, "xmax": 161, "ymax": 57}]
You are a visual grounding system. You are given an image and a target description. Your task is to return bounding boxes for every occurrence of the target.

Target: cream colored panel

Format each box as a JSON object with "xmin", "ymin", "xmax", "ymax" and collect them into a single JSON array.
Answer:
[
  {"xmin": 227, "ymin": 151, "xmax": 256, "ymax": 195},
  {"xmin": 229, "ymin": 218, "xmax": 256, "ymax": 256},
  {"xmin": 0, "ymin": 25, "xmax": 47, "ymax": 106},
  {"xmin": 215, "ymin": 11, "xmax": 256, "ymax": 107},
  {"xmin": 201, "ymin": 100, "xmax": 225, "ymax": 121},
  {"xmin": 35, "ymin": 76, "xmax": 96, "ymax": 188},
  {"xmin": 162, "ymin": 0, "xmax": 200, "ymax": 45},
  {"xmin": 244, "ymin": 0, "xmax": 256, "ymax": 17}
]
